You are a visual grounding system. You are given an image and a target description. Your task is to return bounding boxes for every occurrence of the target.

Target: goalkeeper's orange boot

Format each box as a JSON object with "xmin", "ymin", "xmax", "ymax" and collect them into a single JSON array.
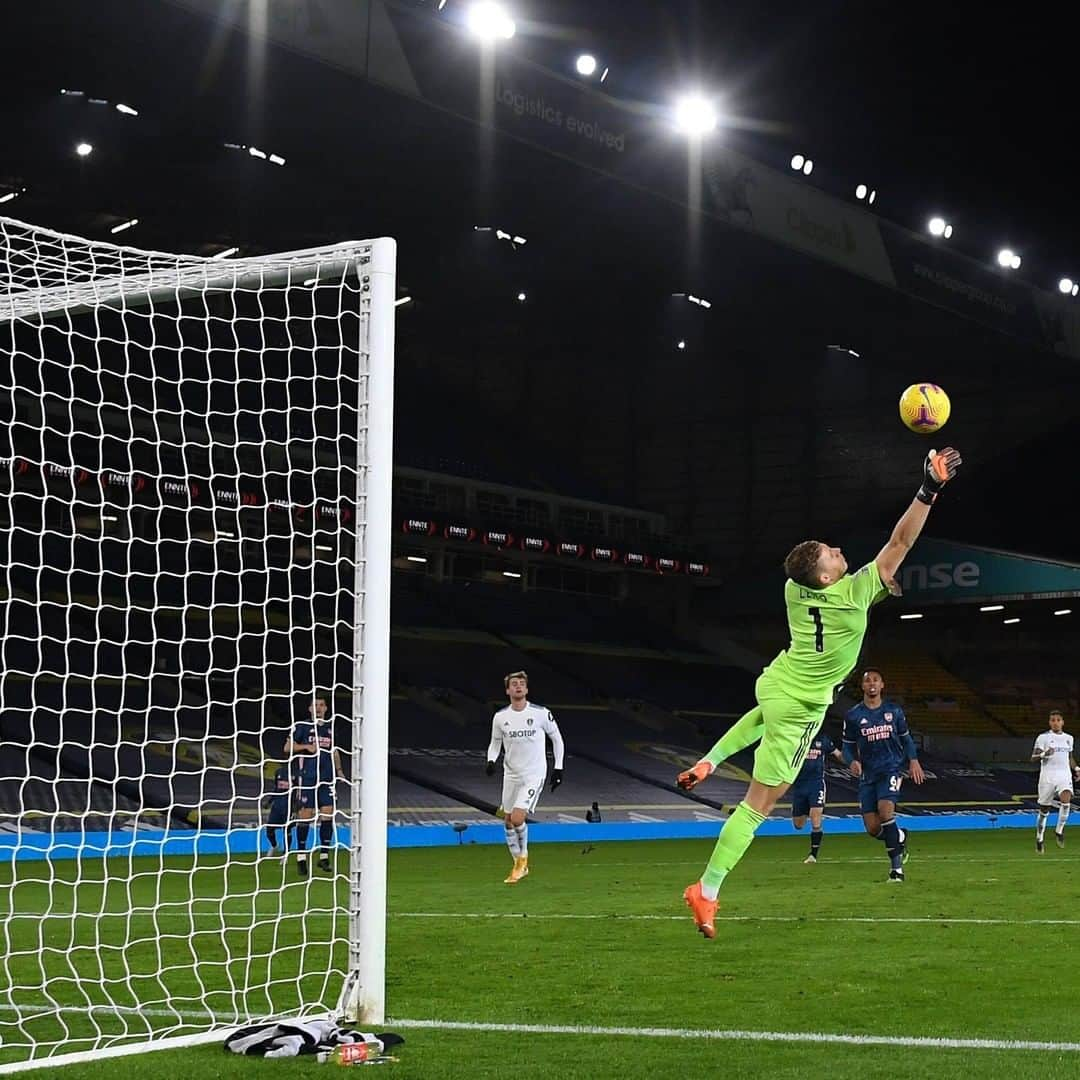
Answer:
[
  {"xmin": 683, "ymin": 881, "xmax": 717, "ymax": 939},
  {"xmin": 504, "ymin": 856, "xmax": 528, "ymax": 884}
]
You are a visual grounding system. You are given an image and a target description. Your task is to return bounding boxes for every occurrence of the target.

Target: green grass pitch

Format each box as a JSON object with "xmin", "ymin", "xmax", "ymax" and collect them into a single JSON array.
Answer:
[{"xmin": 2, "ymin": 829, "xmax": 1079, "ymax": 1078}]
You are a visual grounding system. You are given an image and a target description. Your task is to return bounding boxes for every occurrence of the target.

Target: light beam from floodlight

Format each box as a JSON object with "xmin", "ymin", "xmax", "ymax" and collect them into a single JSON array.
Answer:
[
  {"xmin": 1060, "ymin": 278, "xmax": 1074, "ymax": 295},
  {"xmin": 856, "ymin": 184, "xmax": 868, "ymax": 200},
  {"xmin": 466, "ymin": 2, "xmax": 516, "ymax": 40},
  {"xmin": 674, "ymin": 95, "xmax": 718, "ymax": 136},
  {"xmin": 790, "ymin": 154, "xmax": 804, "ymax": 171},
  {"xmin": 576, "ymin": 54, "xmax": 597, "ymax": 77},
  {"xmin": 928, "ymin": 217, "xmax": 947, "ymax": 237},
  {"xmin": 75, "ymin": 142, "xmax": 93, "ymax": 157}
]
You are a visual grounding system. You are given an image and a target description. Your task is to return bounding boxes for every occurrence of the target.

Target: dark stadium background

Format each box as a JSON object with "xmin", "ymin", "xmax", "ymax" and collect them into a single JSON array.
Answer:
[{"xmin": 1, "ymin": 0, "xmax": 1077, "ymax": 829}]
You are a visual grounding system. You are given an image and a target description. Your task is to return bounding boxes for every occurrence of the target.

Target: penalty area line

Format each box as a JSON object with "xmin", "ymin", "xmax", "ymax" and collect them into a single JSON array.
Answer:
[
  {"xmin": 387, "ymin": 1017, "xmax": 1080, "ymax": 1053},
  {"xmin": 393, "ymin": 911, "xmax": 1080, "ymax": 927}
]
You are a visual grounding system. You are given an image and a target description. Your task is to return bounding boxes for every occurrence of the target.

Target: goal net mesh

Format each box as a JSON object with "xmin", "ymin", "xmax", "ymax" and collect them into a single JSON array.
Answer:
[{"xmin": 0, "ymin": 216, "xmax": 390, "ymax": 1068}]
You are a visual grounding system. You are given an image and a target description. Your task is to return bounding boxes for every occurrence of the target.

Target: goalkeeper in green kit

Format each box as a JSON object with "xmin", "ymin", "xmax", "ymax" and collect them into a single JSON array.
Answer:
[{"xmin": 678, "ymin": 448, "xmax": 962, "ymax": 938}]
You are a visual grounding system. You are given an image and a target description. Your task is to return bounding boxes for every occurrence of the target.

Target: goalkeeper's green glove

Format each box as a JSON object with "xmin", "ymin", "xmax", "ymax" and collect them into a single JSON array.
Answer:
[
  {"xmin": 485, "ymin": 760, "xmax": 496, "ymax": 776},
  {"xmin": 916, "ymin": 447, "xmax": 962, "ymax": 505},
  {"xmin": 549, "ymin": 769, "xmax": 563, "ymax": 792}
]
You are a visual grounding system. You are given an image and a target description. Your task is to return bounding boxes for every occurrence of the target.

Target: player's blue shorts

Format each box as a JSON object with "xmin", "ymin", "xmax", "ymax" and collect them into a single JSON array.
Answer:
[
  {"xmin": 790, "ymin": 780, "xmax": 827, "ymax": 817},
  {"xmin": 859, "ymin": 770, "xmax": 904, "ymax": 813},
  {"xmin": 298, "ymin": 779, "xmax": 334, "ymax": 810},
  {"xmin": 267, "ymin": 796, "xmax": 291, "ymax": 825}
]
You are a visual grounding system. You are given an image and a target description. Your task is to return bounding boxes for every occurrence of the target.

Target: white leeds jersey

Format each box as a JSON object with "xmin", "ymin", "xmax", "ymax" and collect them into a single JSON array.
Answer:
[
  {"xmin": 487, "ymin": 702, "xmax": 565, "ymax": 779},
  {"xmin": 1034, "ymin": 731, "xmax": 1074, "ymax": 777}
]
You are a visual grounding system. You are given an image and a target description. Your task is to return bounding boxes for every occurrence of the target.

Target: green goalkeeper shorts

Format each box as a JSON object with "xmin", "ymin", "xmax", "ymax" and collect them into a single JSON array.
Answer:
[{"xmin": 750, "ymin": 673, "xmax": 828, "ymax": 787}]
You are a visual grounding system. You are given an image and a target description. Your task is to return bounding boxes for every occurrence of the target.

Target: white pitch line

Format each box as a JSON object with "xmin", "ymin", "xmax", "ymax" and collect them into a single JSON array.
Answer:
[
  {"xmin": 574, "ymin": 854, "xmax": 1078, "ymax": 866},
  {"xmin": 392, "ymin": 911, "xmax": 1080, "ymax": 927},
  {"xmin": 2, "ymin": 1005, "xmax": 1074, "ymax": 1056},
  {"xmin": 386, "ymin": 1017, "xmax": 1080, "ymax": 1053}
]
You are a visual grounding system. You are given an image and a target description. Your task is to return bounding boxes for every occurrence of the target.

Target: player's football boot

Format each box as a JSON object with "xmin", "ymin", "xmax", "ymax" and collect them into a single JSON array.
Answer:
[
  {"xmin": 318, "ymin": 857, "xmax": 332, "ymax": 873},
  {"xmin": 1036, "ymin": 837, "xmax": 1045, "ymax": 853},
  {"xmin": 899, "ymin": 828, "xmax": 910, "ymax": 865},
  {"xmin": 887, "ymin": 869, "xmax": 904, "ymax": 883},
  {"xmin": 1056, "ymin": 831, "xmax": 1066, "ymax": 849},
  {"xmin": 803, "ymin": 854, "xmax": 817, "ymax": 864},
  {"xmin": 296, "ymin": 856, "xmax": 309, "ymax": 877},
  {"xmin": 682, "ymin": 881, "xmax": 718, "ymax": 939},
  {"xmin": 504, "ymin": 856, "xmax": 529, "ymax": 884}
]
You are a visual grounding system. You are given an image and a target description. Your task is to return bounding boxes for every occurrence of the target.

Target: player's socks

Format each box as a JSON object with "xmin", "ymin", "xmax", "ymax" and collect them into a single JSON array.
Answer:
[
  {"xmin": 1036, "ymin": 810, "xmax": 1049, "ymax": 844},
  {"xmin": 318, "ymin": 818, "xmax": 333, "ymax": 860},
  {"xmin": 700, "ymin": 801, "xmax": 767, "ymax": 898},
  {"xmin": 704, "ymin": 707, "xmax": 765, "ymax": 768},
  {"xmin": 514, "ymin": 823, "xmax": 528, "ymax": 860},
  {"xmin": 504, "ymin": 824, "xmax": 520, "ymax": 859},
  {"xmin": 810, "ymin": 830, "xmax": 823, "ymax": 860},
  {"xmin": 880, "ymin": 820, "xmax": 903, "ymax": 871},
  {"xmin": 266, "ymin": 826, "xmax": 279, "ymax": 852},
  {"xmin": 296, "ymin": 822, "xmax": 311, "ymax": 855},
  {"xmin": 1056, "ymin": 803, "xmax": 1070, "ymax": 837}
]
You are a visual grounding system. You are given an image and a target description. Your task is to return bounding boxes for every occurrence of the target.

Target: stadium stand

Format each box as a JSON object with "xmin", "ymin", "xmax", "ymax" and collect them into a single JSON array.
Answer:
[{"xmin": 846, "ymin": 646, "xmax": 1014, "ymax": 736}]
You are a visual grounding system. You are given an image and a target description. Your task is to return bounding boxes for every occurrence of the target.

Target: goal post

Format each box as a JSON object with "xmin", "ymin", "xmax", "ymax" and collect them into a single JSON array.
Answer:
[
  {"xmin": 0, "ymin": 217, "xmax": 395, "ymax": 1070},
  {"xmin": 341, "ymin": 235, "xmax": 395, "ymax": 1027}
]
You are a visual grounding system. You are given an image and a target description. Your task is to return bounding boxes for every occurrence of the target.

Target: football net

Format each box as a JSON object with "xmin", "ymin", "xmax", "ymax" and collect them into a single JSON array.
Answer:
[{"xmin": 0, "ymin": 217, "xmax": 395, "ymax": 1071}]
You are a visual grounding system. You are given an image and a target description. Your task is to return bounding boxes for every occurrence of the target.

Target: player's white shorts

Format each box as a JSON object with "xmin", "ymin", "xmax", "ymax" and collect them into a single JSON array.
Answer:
[
  {"xmin": 502, "ymin": 772, "xmax": 546, "ymax": 815},
  {"xmin": 1039, "ymin": 773, "xmax": 1073, "ymax": 806}
]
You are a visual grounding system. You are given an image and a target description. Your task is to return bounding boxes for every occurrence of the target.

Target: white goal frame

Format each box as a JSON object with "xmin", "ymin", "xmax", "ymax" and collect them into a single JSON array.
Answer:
[{"xmin": 0, "ymin": 219, "xmax": 396, "ymax": 1071}]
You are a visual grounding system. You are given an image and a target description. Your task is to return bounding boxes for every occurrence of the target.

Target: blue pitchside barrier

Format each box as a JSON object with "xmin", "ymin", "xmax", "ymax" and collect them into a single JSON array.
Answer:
[{"xmin": 0, "ymin": 811, "xmax": 1046, "ymax": 860}]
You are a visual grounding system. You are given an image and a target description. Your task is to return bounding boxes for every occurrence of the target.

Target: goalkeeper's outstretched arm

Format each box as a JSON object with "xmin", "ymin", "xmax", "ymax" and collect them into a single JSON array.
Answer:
[{"xmin": 875, "ymin": 448, "xmax": 962, "ymax": 583}]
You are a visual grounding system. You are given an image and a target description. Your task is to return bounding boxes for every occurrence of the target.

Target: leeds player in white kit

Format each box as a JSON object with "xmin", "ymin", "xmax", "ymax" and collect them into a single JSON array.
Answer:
[
  {"xmin": 1031, "ymin": 710, "xmax": 1080, "ymax": 852},
  {"xmin": 485, "ymin": 671, "xmax": 565, "ymax": 884}
]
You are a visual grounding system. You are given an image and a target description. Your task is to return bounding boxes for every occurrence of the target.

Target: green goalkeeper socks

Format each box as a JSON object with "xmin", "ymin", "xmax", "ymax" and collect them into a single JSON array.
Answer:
[
  {"xmin": 701, "ymin": 801, "xmax": 767, "ymax": 894},
  {"xmin": 704, "ymin": 706, "xmax": 765, "ymax": 769}
]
